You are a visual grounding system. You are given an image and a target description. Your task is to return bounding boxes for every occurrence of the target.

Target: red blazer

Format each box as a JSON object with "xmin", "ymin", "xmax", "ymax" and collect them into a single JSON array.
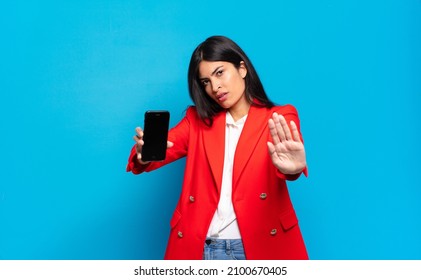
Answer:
[{"xmin": 127, "ymin": 104, "xmax": 308, "ymax": 260}]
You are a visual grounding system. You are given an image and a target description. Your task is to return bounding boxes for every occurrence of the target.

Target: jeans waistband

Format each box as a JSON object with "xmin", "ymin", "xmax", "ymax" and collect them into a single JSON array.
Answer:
[{"xmin": 204, "ymin": 239, "xmax": 242, "ymax": 249}]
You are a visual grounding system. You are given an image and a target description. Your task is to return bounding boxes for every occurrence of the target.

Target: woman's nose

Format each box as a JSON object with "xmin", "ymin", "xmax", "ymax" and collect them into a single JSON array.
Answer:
[{"xmin": 212, "ymin": 82, "xmax": 221, "ymax": 93}]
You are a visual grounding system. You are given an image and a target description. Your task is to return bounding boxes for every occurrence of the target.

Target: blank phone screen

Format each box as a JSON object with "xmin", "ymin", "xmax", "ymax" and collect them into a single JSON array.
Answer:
[{"xmin": 142, "ymin": 111, "xmax": 169, "ymax": 161}]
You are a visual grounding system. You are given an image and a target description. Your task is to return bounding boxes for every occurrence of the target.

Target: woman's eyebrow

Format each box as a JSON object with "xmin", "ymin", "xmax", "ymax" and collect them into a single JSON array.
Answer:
[
  {"xmin": 199, "ymin": 65, "xmax": 223, "ymax": 80},
  {"xmin": 211, "ymin": 65, "xmax": 223, "ymax": 76}
]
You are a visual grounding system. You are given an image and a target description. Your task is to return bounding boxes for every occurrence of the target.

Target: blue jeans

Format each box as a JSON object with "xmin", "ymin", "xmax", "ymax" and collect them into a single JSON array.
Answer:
[{"xmin": 202, "ymin": 239, "xmax": 246, "ymax": 260}]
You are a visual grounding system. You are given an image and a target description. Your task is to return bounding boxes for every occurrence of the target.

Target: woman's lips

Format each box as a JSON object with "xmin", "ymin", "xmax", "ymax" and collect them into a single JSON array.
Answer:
[{"xmin": 216, "ymin": 92, "xmax": 228, "ymax": 102}]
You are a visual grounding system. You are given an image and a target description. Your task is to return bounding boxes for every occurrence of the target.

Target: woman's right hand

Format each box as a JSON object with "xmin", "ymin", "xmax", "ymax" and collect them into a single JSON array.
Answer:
[
  {"xmin": 133, "ymin": 127, "xmax": 174, "ymax": 165},
  {"xmin": 133, "ymin": 127, "xmax": 148, "ymax": 165}
]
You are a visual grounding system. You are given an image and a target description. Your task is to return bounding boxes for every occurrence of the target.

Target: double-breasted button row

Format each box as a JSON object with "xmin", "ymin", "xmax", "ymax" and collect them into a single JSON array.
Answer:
[
  {"xmin": 178, "ymin": 231, "xmax": 183, "ymax": 238},
  {"xmin": 189, "ymin": 196, "xmax": 195, "ymax": 202},
  {"xmin": 260, "ymin": 193, "xmax": 267, "ymax": 200},
  {"xmin": 270, "ymin": 229, "xmax": 277, "ymax": 236}
]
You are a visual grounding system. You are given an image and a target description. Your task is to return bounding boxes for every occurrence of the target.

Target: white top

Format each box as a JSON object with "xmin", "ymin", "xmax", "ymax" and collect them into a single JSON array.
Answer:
[{"xmin": 206, "ymin": 111, "xmax": 247, "ymax": 239}]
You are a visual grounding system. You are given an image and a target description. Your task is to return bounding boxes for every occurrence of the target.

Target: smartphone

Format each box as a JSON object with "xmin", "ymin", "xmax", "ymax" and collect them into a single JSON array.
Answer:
[{"xmin": 141, "ymin": 110, "xmax": 170, "ymax": 161}]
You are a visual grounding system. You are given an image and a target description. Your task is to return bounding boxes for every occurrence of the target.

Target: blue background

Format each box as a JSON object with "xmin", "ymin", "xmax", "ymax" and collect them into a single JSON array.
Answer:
[{"xmin": 1, "ymin": 0, "xmax": 420, "ymax": 260}]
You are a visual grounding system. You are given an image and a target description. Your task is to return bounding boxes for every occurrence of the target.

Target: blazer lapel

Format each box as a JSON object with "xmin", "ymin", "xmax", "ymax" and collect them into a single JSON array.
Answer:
[
  {"xmin": 233, "ymin": 105, "xmax": 270, "ymax": 189},
  {"xmin": 203, "ymin": 111, "xmax": 226, "ymax": 194}
]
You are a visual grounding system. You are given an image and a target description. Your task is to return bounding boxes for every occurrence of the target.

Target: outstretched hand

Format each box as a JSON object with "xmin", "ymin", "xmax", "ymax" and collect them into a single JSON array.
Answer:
[
  {"xmin": 133, "ymin": 127, "xmax": 173, "ymax": 165},
  {"xmin": 267, "ymin": 112, "xmax": 306, "ymax": 175}
]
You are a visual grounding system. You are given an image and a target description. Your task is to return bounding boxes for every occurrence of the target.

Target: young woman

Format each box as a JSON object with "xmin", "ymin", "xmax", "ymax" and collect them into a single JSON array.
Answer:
[{"xmin": 127, "ymin": 36, "xmax": 308, "ymax": 260}]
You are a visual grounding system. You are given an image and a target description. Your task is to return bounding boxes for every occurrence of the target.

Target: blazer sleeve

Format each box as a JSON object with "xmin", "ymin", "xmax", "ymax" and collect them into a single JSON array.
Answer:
[
  {"xmin": 126, "ymin": 107, "xmax": 194, "ymax": 174},
  {"xmin": 274, "ymin": 104, "xmax": 308, "ymax": 181}
]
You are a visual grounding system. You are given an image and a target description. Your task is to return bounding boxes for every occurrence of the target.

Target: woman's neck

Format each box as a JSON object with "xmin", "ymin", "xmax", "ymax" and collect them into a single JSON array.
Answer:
[{"xmin": 228, "ymin": 101, "xmax": 251, "ymax": 122}]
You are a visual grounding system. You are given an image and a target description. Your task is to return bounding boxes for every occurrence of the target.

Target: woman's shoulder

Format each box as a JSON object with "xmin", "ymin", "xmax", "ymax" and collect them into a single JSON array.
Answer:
[
  {"xmin": 184, "ymin": 105, "xmax": 225, "ymax": 121},
  {"xmin": 185, "ymin": 105, "xmax": 199, "ymax": 119},
  {"xmin": 185, "ymin": 105, "xmax": 197, "ymax": 114},
  {"xmin": 252, "ymin": 99, "xmax": 299, "ymax": 115},
  {"xmin": 182, "ymin": 106, "xmax": 202, "ymax": 124},
  {"xmin": 271, "ymin": 104, "xmax": 299, "ymax": 115}
]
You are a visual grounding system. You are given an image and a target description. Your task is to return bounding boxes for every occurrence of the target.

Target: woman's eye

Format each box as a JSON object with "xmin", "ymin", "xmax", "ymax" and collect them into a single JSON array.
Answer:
[
  {"xmin": 216, "ymin": 70, "xmax": 223, "ymax": 76},
  {"xmin": 201, "ymin": 80, "xmax": 209, "ymax": 86}
]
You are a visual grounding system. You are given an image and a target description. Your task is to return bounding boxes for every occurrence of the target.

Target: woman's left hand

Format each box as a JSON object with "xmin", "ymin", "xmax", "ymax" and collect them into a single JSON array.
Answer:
[{"xmin": 267, "ymin": 112, "xmax": 306, "ymax": 175}]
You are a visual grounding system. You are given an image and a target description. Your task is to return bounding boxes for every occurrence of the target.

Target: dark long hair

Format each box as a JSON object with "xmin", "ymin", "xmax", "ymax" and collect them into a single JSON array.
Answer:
[{"xmin": 188, "ymin": 35, "xmax": 274, "ymax": 126}]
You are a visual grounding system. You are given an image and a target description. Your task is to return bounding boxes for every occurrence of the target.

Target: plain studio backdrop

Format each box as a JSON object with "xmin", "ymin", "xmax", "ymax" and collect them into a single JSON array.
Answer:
[{"xmin": 1, "ymin": 0, "xmax": 420, "ymax": 259}]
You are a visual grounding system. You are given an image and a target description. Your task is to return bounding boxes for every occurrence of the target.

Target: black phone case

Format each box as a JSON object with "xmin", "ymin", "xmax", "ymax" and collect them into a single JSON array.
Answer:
[{"xmin": 142, "ymin": 110, "xmax": 170, "ymax": 161}]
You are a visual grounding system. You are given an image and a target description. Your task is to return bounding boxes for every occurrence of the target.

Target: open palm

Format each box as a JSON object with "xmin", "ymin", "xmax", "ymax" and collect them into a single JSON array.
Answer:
[{"xmin": 267, "ymin": 112, "xmax": 306, "ymax": 175}]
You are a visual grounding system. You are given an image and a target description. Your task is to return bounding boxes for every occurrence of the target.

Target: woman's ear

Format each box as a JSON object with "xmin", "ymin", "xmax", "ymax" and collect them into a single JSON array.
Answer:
[{"xmin": 239, "ymin": 61, "xmax": 247, "ymax": 78}]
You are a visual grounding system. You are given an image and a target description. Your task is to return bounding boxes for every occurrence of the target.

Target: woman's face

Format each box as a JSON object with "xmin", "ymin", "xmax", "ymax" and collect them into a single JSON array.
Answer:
[{"xmin": 198, "ymin": 60, "xmax": 248, "ymax": 112}]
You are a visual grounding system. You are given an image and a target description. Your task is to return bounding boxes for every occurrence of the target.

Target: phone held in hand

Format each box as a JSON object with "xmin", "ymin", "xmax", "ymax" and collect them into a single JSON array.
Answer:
[{"xmin": 141, "ymin": 110, "xmax": 170, "ymax": 161}]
